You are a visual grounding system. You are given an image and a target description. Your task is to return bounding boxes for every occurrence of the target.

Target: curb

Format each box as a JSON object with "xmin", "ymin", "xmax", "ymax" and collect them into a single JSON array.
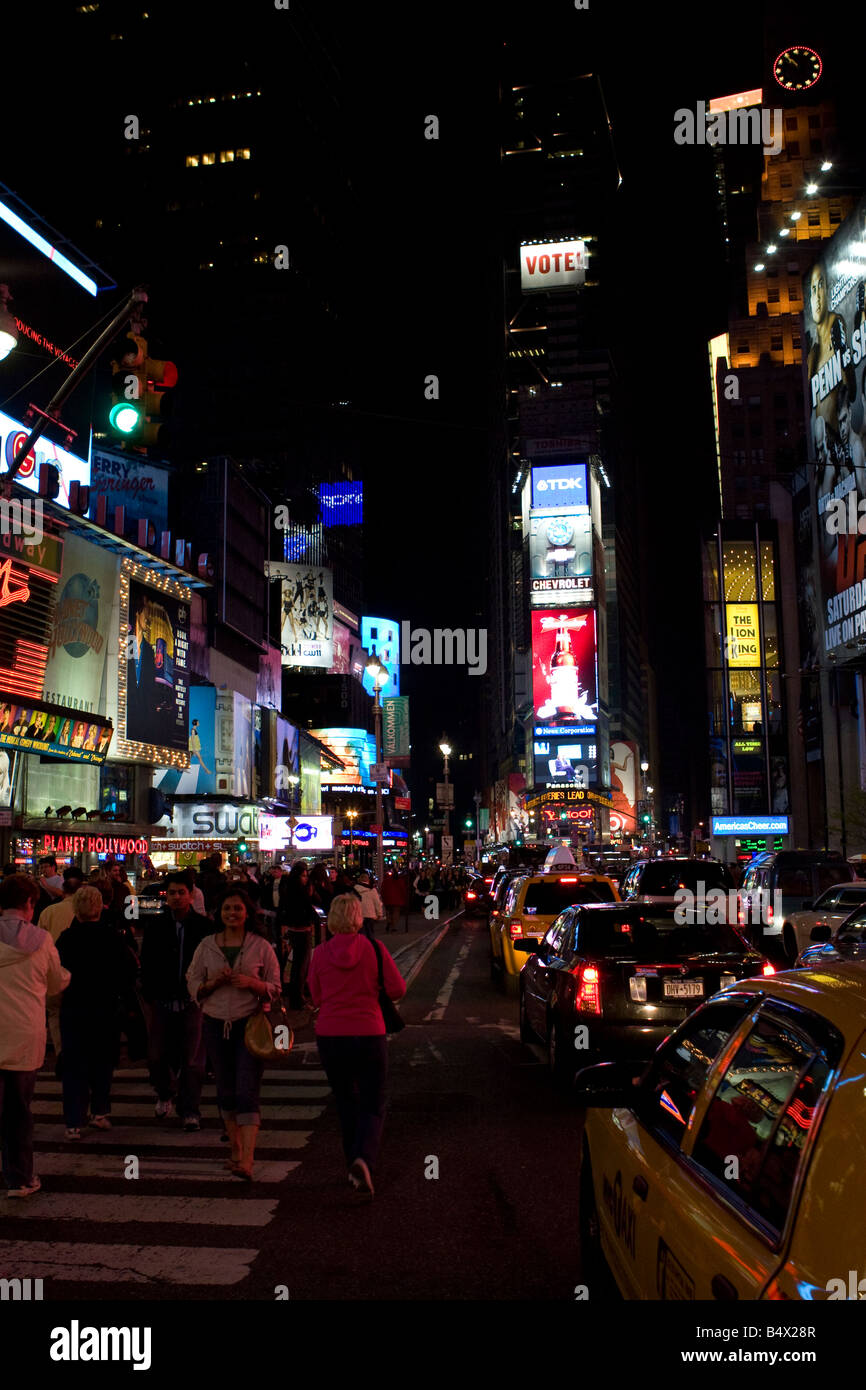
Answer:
[{"xmin": 399, "ymin": 910, "xmax": 464, "ymax": 991}]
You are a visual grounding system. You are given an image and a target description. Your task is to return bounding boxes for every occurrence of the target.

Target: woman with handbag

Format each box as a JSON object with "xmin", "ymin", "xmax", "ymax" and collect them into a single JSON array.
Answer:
[
  {"xmin": 56, "ymin": 886, "xmax": 139, "ymax": 1140},
  {"xmin": 307, "ymin": 892, "xmax": 406, "ymax": 1198},
  {"xmin": 186, "ymin": 888, "xmax": 281, "ymax": 1180}
]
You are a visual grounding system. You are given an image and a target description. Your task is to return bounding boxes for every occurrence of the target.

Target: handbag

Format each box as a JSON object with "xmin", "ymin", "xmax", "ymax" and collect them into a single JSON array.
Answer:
[
  {"xmin": 370, "ymin": 938, "xmax": 405, "ymax": 1034},
  {"xmin": 244, "ymin": 998, "xmax": 294, "ymax": 1061}
]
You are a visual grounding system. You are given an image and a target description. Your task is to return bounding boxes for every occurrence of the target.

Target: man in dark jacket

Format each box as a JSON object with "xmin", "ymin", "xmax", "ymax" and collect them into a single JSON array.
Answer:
[{"xmin": 139, "ymin": 873, "xmax": 211, "ymax": 1130}]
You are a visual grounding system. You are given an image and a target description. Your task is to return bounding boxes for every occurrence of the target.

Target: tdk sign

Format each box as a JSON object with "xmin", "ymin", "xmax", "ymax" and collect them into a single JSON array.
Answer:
[{"xmin": 531, "ymin": 462, "xmax": 588, "ymax": 512}]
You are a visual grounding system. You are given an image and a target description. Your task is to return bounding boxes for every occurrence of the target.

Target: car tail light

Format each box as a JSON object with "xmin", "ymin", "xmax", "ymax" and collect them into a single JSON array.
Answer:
[
  {"xmin": 766, "ymin": 902, "xmax": 774, "ymax": 925},
  {"xmin": 560, "ymin": 876, "xmax": 578, "ymax": 883},
  {"xmin": 762, "ymin": 962, "xmax": 776, "ymax": 976},
  {"xmin": 508, "ymin": 920, "xmax": 523, "ymax": 939},
  {"xmin": 484, "ymin": 877, "xmax": 494, "ymax": 886},
  {"xmin": 465, "ymin": 891, "xmax": 477, "ymax": 900},
  {"xmin": 576, "ymin": 964, "xmax": 602, "ymax": 1014}
]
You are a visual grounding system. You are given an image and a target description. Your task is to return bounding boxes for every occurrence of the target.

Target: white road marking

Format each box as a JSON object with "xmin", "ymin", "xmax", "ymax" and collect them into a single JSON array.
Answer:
[
  {"xmin": 3, "ymin": 1194, "xmax": 278, "ymax": 1226},
  {"xmin": 35, "ymin": 1081, "xmax": 329, "ymax": 1097},
  {"xmin": 33, "ymin": 1154, "xmax": 299, "ymax": 1182},
  {"xmin": 31, "ymin": 1126, "xmax": 312, "ymax": 1149},
  {"xmin": 0, "ymin": 1240, "xmax": 259, "ymax": 1285},
  {"xmin": 32, "ymin": 1101, "xmax": 325, "ymax": 1120},
  {"xmin": 423, "ymin": 939, "xmax": 472, "ymax": 1021}
]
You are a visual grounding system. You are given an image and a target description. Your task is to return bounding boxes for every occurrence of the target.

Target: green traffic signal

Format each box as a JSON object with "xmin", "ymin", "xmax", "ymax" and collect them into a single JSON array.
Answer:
[
  {"xmin": 237, "ymin": 839, "xmax": 248, "ymax": 854},
  {"xmin": 109, "ymin": 400, "xmax": 142, "ymax": 434}
]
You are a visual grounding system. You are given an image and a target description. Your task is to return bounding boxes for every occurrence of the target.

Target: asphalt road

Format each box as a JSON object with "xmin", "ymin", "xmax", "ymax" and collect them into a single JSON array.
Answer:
[{"xmin": 3, "ymin": 914, "xmax": 591, "ymax": 1302}]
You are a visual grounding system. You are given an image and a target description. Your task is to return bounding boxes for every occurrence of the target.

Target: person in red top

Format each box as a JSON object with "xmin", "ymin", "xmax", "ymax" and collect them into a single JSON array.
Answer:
[
  {"xmin": 381, "ymin": 869, "xmax": 409, "ymax": 929},
  {"xmin": 307, "ymin": 892, "xmax": 406, "ymax": 1198}
]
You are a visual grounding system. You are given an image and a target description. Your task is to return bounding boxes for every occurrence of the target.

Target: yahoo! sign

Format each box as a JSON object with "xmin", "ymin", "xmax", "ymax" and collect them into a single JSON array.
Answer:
[{"xmin": 530, "ymin": 463, "xmax": 588, "ymax": 512}]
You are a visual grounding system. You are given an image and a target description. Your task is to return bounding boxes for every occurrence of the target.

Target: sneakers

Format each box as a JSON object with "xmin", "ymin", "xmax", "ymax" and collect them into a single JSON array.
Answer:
[
  {"xmin": 348, "ymin": 1158, "xmax": 374, "ymax": 1197},
  {"xmin": 155, "ymin": 1099, "xmax": 175, "ymax": 1119},
  {"xmin": 64, "ymin": 1128, "xmax": 82, "ymax": 1141},
  {"xmin": 182, "ymin": 1116, "xmax": 201, "ymax": 1132},
  {"xmin": 89, "ymin": 1115, "xmax": 111, "ymax": 1130},
  {"xmin": 7, "ymin": 1176, "xmax": 41, "ymax": 1198}
]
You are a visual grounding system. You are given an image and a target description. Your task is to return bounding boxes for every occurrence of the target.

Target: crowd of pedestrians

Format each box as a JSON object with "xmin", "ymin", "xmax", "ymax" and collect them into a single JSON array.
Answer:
[{"xmin": 0, "ymin": 854, "xmax": 409, "ymax": 1198}]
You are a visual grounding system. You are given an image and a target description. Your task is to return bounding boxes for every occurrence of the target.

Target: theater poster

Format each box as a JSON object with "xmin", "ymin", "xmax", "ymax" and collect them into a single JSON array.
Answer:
[{"xmin": 118, "ymin": 561, "xmax": 191, "ymax": 764}]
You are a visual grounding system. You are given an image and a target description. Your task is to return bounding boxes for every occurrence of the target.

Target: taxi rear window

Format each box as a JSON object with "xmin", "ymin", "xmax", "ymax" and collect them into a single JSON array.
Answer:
[
  {"xmin": 522, "ymin": 880, "xmax": 614, "ymax": 915},
  {"xmin": 639, "ymin": 862, "xmax": 732, "ymax": 895}
]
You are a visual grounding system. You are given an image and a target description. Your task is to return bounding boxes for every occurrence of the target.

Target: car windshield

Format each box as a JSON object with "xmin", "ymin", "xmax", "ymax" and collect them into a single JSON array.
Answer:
[
  {"xmin": 579, "ymin": 912, "xmax": 747, "ymax": 960},
  {"xmin": 522, "ymin": 879, "xmax": 615, "ymax": 915},
  {"xmin": 838, "ymin": 904, "xmax": 866, "ymax": 932},
  {"xmin": 637, "ymin": 862, "xmax": 731, "ymax": 895},
  {"xmin": 814, "ymin": 885, "xmax": 866, "ymax": 908}
]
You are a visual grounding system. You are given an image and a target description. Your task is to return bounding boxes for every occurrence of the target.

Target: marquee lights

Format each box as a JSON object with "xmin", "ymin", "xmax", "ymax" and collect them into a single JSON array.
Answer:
[{"xmin": 115, "ymin": 558, "xmax": 193, "ymax": 768}]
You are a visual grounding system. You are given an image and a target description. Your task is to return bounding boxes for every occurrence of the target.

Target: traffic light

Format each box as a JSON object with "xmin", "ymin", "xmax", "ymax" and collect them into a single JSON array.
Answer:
[
  {"xmin": 642, "ymin": 814, "xmax": 651, "ymax": 824},
  {"xmin": 237, "ymin": 837, "xmax": 248, "ymax": 855},
  {"xmin": 109, "ymin": 333, "xmax": 177, "ymax": 448},
  {"xmin": 109, "ymin": 333, "xmax": 146, "ymax": 437}
]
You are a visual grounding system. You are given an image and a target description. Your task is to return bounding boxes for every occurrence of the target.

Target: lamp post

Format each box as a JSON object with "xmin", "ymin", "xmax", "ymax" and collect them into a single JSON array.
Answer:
[
  {"xmin": 439, "ymin": 740, "xmax": 452, "ymax": 839},
  {"xmin": 366, "ymin": 656, "xmax": 388, "ymax": 885},
  {"xmin": 287, "ymin": 773, "xmax": 299, "ymax": 856},
  {"xmin": 473, "ymin": 790, "xmax": 481, "ymax": 864},
  {"xmin": 347, "ymin": 808, "xmax": 357, "ymax": 866}
]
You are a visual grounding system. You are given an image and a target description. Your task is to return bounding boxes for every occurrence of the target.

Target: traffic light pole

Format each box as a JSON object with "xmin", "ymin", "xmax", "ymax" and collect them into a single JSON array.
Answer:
[{"xmin": 5, "ymin": 286, "xmax": 147, "ymax": 487}]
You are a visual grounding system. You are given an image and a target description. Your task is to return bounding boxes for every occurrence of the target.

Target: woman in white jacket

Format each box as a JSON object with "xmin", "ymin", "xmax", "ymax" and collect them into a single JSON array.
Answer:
[{"xmin": 186, "ymin": 887, "xmax": 280, "ymax": 1180}]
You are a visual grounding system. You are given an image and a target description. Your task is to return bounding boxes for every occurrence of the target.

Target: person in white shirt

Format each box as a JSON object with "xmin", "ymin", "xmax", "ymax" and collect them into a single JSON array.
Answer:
[{"xmin": 354, "ymin": 871, "xmax": 385, "ymax": 940}]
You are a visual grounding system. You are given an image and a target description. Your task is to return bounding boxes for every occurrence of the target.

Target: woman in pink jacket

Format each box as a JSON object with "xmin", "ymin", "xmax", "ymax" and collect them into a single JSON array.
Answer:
[{"xmin": 307, "ymin": 892, "xmax": 406, "ymax": 1198}]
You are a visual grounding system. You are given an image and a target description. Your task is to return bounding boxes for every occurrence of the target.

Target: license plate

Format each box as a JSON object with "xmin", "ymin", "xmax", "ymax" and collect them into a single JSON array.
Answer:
[{"xmin": 663, "ymin": 979, "xmax": 704, "ymax": 999}]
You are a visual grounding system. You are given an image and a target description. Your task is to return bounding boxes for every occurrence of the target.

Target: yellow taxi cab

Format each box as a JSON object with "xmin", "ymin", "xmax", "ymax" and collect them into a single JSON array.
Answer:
[
  {"xmin": 577, "ymin": 963, "xmax": 866, "ymax": 1300},
  {"xmin": 492, "ymin": 871, "xmax": 619, "ymax": 988}
]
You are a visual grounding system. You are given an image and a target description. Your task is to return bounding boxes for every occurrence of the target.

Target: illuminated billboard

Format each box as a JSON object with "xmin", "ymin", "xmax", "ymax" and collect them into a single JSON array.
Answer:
[
  {"xmin": 0, "ymin": 527, "xmax": 64, "ymax": 701},
  {"xmin": 610, "ymin": 740, "xmax": 638, "ymax": 835},
  {"xmin": 0, "ymin": 700, "xmax": 112, "ymax": 765},
  {"xmin": 117, "ymin": 561, "xmax": 191, "ymax": 766},
  {"xmin": 310, "ymin": 727, "xmax": 375, "ymax": 787},
  {"xmin": 529, "ymin": 510, "xmax": 593, "ymax": 607},
  {"xmin": 279, "ymin": 563, "xmax": 334, "ymax": 667},
  {"xmin": 532, "ymin": 733, "xmax": 597, "ymax": 790},
  {"xmin": 520, "ymin": 240, "xmax": 587, "ymax": 293},
  {"xmin": 361, "ymin": 616, "xmax": 400, "ymax": 697},
  {"xmin": 803, "ymin": 195, "xmax": 866, "ymax": 661},
  {"xmin": 530, "ymin": 461, "xmax": 588, "ymax": 511},
  {"xmin": 725, "ymin": 603, "xmax": 760, "ymax": 667},
  {"xmin": 319, "ymin": 482, "xmax": 363, "ymax": 527},
  {"xmin": 531, "ymin": 609, "xmax": 598, "ymax": 735},
  {"xmin": 259, "ymin": 813, "xmax": 333, "ymax": 853},
  {"xmin": 43, "ymin": 533, "xmax": 120, "ymax": 719},
  {"xmin": 0, "ymin": 408, "xmax": 90, "ymax": 510}
]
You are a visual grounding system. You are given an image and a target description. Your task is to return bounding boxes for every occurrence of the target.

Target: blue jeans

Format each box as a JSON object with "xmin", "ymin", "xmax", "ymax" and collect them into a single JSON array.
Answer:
[
  {"xmin": 147, "ymin": 1002, "xmax": 205, "ymax": 1118},
  {"xmin": 317, "ymin": 1035, "xmax": 388, "ymax": 1172},
  {"xmin": 60, "ymin": 1011, "xmax": 119, "ymax": 1128},
  {"xmin": 202, "ymin": 1016, "xmax": 264, "ymax": 1125},
  {"xmin": 0, "ymin": 1069, "xmax": 37, "ymax": 1188}
]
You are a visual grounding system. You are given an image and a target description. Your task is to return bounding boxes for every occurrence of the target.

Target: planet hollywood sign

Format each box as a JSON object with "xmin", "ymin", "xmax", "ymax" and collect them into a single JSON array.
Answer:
[{"xmin": 39, "ymin": 834, "xmax": 150, "ymax": 855}]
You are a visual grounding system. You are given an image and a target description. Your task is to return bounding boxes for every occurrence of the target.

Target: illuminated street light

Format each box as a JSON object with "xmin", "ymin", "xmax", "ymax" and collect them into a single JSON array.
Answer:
[
  {"xmin": 790, "ymin": 210, "xmax": 801, "ymax": 221},
  {"xmin": 821, "ymin": 161, "xmax": 833, "ymax": 172},
  {"xmin": 806, "ymin": 182, "xmax": 818, "ymax": 194}
]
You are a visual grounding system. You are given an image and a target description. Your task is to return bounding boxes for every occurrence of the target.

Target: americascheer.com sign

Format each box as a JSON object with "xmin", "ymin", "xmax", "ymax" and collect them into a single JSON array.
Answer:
[{"xmin": 530, "ymin": 462, "xmax": 588, "ymax": 512}]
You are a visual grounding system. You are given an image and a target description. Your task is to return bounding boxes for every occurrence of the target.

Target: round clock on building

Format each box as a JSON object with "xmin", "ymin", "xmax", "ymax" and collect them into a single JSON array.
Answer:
[
  {"xmin": 546, "ymin": 517, "xmax": 574, "ymax": 548},
  {"xmin": 773, "ymin": 45, "xmax": 822, "ymax": 91}
]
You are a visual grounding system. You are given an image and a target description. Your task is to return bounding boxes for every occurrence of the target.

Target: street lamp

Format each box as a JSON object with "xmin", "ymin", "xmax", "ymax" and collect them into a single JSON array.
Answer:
[
  {"xmin": 366, "ymin": 655, "xmax": 389, "ymax": 885},
  {"xmin": 439, "ymin": 739, "xmax": 452, "ymax": 845},
  {"xmin": 347, "ymin": 808, "xmax": 358, "ymax": 865}
]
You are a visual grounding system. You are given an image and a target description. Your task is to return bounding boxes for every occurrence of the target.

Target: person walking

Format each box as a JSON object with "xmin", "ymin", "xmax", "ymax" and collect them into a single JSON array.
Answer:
[
  {"xmin": 140, "ymin": 873, "xmax": 212, "ymax": 1129},
  {"xmin": 278, "ymin": 861, "xmax": 319, "ymax": 1010},
  {"xmin": 308, "ymin": 893, "xmax": 406, "ymax": 1198},
  {"xmin": 0, "ymin": 874, "xmax": 70, "ymax": 1196},
  {"xmin": 186, "ymin": 887, "xmax": 281, "ymax": 1180},
  {"xmin": 56, "ymin": 885, "xmax": 138, "ymax": 1140},
  {"xmin": 198, "ymin": 854, "xmax": 227, "ymax": 915},
  {"xmin": 354, "ymin": 870, "xmax": 385, "ymax": 940},
  {"xmin": 38, "ymin": 867, "xmax": 84, "ymax": 1074},
  {"xmin": 381, "ymin": 869, "xmax": 408, "ymax": 929}
]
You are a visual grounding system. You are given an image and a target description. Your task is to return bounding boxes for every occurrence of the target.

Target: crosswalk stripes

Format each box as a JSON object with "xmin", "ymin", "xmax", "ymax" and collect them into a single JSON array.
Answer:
[{"xmin": 0, "ymin": 1058, "xmax": 332, "ymax": 1290}]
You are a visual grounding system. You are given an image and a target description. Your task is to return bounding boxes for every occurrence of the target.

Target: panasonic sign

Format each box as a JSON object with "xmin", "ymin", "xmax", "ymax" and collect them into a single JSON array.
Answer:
[{"xmin": 530, "ymin": 462, "xmax": 588, "ymax": 512}]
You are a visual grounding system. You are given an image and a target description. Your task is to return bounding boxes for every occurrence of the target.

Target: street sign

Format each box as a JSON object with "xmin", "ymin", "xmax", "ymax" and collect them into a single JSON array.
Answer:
[
  {"xmin": 394, "ymin": 796, "xmax": 411, "ymax": 811},
  {"xmin": 441, "ymin": 835, "xmax": 453, "ymax": 864},
  {"xmin": 436, "ymin": 782, "xmax": 454, "ymax": 808},
  {"xmin": 371, "ymin": 763, "xmax": 391, "ymax": 785}
]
